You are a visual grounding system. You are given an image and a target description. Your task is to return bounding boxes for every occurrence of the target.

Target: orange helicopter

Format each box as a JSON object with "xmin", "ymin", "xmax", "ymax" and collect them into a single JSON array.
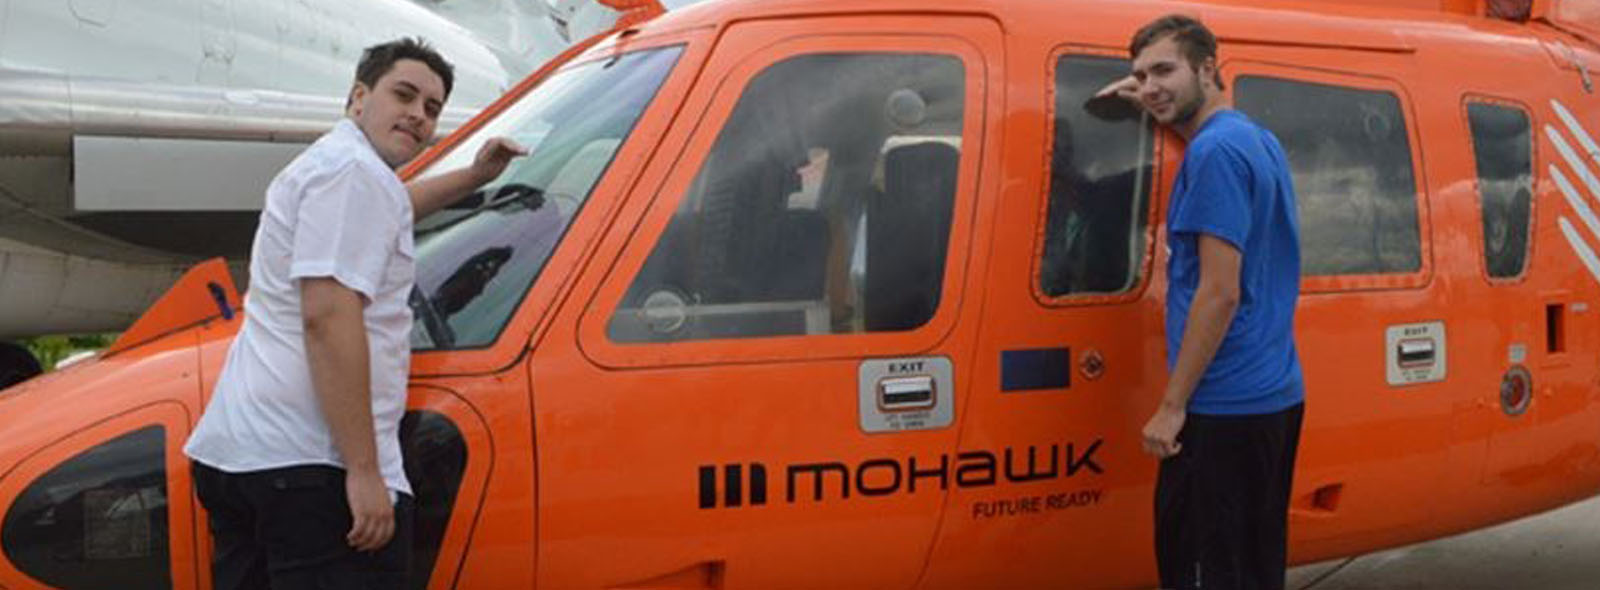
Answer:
[{"xmin": 1, "ymin": 0, "xmax": 1598, "ymax": 587}]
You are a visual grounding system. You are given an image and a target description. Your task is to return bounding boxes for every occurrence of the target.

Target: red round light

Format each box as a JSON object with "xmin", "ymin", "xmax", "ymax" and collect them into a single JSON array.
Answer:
[{"xmin": 1500, "ymin": 366, "xmax": 1532, "ymax": 416}]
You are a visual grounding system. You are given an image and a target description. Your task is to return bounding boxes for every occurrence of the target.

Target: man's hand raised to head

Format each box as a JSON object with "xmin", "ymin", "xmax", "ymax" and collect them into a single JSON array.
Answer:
[
  {"xmin": 1094, "ymin": 75, "xmax": 1141, "ymax": 102},
  {"xmin": 1084, "ymin": 75, "xmax": 1144, "ymax": 122}
]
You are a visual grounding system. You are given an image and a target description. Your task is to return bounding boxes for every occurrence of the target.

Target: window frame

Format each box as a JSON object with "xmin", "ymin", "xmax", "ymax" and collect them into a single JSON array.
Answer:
[
  {"xmin": 1032, "ymin": 45, "xmax": 1164, "ymax": 307},
  {"xmin": 1225, "ymin": 60, "xmax": 1435, "ymax": 293},
  {"xmin": 578, "ymin": 28, "xmax": 993, "ymax": 369},
  {"xmin": 1462, "ymin": 95, "xmax": 1539, "ymax": 285},
  {"xmin": 0, "ymin": 403, "xmax": 196, "ymax": 590}
]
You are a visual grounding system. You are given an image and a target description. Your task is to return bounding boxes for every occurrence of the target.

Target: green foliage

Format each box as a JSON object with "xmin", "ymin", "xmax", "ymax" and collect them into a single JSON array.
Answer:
[{"xmin": 20, "ymin": 334, "xmax": 117, "ymax": 371}]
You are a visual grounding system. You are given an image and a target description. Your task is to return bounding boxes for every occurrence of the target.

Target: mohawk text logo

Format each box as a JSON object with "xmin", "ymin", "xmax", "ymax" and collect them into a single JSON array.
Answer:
[{"xmin": 697, "ymin": 439, "xmax": 1104, "ymax": 509}]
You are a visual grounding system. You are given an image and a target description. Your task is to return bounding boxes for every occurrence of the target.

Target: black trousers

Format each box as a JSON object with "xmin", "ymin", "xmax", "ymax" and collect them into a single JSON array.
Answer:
[
  {"xmin": 1155, "ymin": 403, "xmax": 1304, "ymax": 590},
  {"xmin": 192, "ymin": 462, "xmax": 413, "ymax": 590}
]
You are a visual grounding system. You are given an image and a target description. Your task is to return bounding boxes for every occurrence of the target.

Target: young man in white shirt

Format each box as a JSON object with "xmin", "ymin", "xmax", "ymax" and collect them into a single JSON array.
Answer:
[{"xmin": 185, "ymin": 38, "xmax": 522, "ymax": 589}]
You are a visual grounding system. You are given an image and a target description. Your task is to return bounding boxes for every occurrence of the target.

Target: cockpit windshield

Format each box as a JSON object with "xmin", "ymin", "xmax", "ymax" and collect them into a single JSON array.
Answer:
[{"xmin": 408, "ymin": 46, "xmax": 682, "ymax": 350}]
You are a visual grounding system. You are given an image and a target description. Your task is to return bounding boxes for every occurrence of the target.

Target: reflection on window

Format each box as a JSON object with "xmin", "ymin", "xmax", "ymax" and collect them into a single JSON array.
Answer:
[
  {"xmin": 1467, "ymin": 103, "xmax": 1533, "ymax": 278},
  {"xmin": 408, "ymin": 46, "xmax": 683, "ymax": 350},
  {"xmin": 1041, "ymin": 56, "xmax": 1155, "ymax": 296},
  {"xmin": 1236, "ymin": 77, "xmax": 1422, "ymax": 276},
  {"xmin": 608, "ymin": 53, "xmax": 966, "ymax": 342},
  {"xmin": 400, "ymin": 411, "xmax": 467, "ymax": 590},
  {"xmin": 2, "ymin": 427, "xmax": 170, "ymax": 590}
]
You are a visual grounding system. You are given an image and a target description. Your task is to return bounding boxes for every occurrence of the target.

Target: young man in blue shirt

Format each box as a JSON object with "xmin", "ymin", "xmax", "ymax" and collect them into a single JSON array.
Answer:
[{"xmin": 1099, "ymin": 14, "xmax": 1305, "ymax": 590}]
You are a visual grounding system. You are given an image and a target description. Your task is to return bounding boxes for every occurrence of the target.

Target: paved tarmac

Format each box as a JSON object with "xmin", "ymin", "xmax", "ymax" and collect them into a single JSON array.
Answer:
[{"xmin": 1286, "ymin": 494, "xmax": 1600, "ymax": 589}]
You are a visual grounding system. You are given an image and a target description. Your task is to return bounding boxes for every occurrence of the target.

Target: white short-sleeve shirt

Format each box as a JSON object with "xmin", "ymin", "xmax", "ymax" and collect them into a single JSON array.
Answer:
[{"xmin": 185, "ymin": 118, "xmax": 416, "ymax": 497}]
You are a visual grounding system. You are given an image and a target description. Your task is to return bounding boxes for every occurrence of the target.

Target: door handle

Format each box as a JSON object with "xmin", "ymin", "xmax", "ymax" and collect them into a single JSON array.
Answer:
[
  {"xmin": 878, "ymin": 375, "xmax": 936, "ymax": 411},
  {"xmin": 1397, "ymin": 338, "xmax": 1436, "ymax": 367}
]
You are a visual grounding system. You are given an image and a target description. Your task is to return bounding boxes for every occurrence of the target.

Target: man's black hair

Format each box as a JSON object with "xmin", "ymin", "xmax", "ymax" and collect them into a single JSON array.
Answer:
[
  {"xmin": 351, "ymin": 37, "xmax": 454, "ymax": 105},
  {"xmin": 1130, "ymin": 14, "xmax": 1226, "ymax": 91}
]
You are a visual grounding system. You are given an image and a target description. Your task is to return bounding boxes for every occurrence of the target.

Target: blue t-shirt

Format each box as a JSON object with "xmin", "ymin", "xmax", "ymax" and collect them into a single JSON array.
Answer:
[{"xmin": 1166, "ymin": 110, "xmax": 1304, "ymax": 415}]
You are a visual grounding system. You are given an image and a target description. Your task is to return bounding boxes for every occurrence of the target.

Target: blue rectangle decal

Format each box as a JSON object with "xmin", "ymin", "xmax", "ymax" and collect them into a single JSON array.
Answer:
[{"xmin": 1001, "ymin": 348, "xmax": 1071, "ymax": 392}]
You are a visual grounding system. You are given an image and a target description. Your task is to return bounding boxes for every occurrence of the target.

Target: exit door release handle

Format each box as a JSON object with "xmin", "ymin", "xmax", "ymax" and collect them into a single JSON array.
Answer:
[
  {"xmin": 879, "ymin": 376, "xmax": 936, "ymax": 411},
  {"xmin": 1397, "ymin": 338, "xmax": 1436, "ymax": 367}
]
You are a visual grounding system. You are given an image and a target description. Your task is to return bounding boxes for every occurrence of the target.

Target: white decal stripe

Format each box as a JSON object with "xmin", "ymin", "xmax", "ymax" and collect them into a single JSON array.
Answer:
[
  {"xmin": 1551, "ymin": 99, "xmax": 1600, "ymax": 168},
  {"xmin": 1560, "ymin": 217, "xmax": 1600, "ymax": 284},
  {"xmin": 1546, "ymin": 125, "xmax": 1600, "ymax": 200},
  {"xmin": 1553, "ymin": 165, "xmax": 1600, "ymax": 242}
]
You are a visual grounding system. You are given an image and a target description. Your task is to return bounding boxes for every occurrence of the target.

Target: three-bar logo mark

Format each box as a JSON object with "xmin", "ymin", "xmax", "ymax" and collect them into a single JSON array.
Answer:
[{"xmin": 699, "ymin": 463, "xmax": 768, "ymax": 508}]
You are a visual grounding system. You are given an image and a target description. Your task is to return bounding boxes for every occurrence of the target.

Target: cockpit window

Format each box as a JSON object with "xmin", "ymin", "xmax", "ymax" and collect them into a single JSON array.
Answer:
[
  {"xmin": 1040, "ymin": 55, "xmax": 1156, "ymax": 297},
  {"xmin": 409, "ymin": 46, "xmax": 683, "ymax": 350},
  {"xmin": 2, "ymin": 426, "xmax": 170, "ymax": 589},
  {"xmin": 607, "ymin": 53, "xmax": 966, "ymax": 342}
]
